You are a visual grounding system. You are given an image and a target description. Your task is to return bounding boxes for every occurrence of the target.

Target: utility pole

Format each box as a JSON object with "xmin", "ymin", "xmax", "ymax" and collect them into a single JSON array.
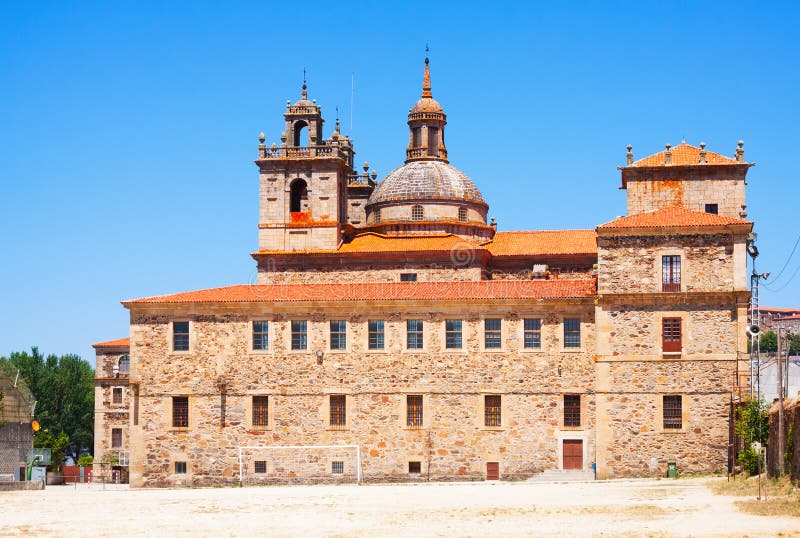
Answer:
[{"xmin": 777, "ymin": 326, "xmax": 785, "ymax": 475}]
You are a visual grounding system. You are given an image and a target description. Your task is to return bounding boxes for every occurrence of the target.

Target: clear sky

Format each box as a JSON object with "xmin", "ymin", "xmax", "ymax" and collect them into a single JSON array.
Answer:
[{"xmin": 2, "ymin": 1, "xmax": 799, "ymax": 366}]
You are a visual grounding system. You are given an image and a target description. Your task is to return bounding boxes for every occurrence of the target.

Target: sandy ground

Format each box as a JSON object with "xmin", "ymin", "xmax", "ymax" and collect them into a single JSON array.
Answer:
[{"xmin": 2, "ymin": 477, "xmax": 799, "ymax": 537}]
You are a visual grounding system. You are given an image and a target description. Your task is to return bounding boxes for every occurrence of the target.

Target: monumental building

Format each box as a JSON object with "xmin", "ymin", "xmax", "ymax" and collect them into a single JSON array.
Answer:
[{"xmin": 94, "ymin": 58, "xmax": 754, "ymax": 487}]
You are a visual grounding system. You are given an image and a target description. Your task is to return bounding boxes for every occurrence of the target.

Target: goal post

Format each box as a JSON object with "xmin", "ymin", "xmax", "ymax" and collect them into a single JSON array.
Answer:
[{"xmin": 238, "ymin": 445, "xmax": 362, "ymax": 485}]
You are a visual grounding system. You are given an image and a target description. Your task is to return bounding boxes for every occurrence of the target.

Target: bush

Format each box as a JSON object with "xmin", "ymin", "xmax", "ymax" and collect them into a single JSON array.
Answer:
[
  {"xmin": 735, "ymin": 398, "xmax": 769, "ymax": 475},
  {"xmin": 77, "ymin": 454, "xmax": 93, "ymax": 466}
]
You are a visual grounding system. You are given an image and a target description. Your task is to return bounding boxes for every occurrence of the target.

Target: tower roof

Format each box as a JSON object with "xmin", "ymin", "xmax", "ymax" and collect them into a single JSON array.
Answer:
[
  {"xmin": 410, "ymin": 57, "xmax": 443, "ymax": 114},
  {"xmin": 367, "ymin": 160, "xmax": 487, "ymax": 207},
  {"xmin": 627, "ymin": 141, "xmax": 743, "ymax": 168}
]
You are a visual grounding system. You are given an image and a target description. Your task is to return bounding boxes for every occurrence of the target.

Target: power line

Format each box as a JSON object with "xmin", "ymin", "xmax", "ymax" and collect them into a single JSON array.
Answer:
[
  {"xmin": 767, "ymin": 234, "xmax": 800, "ymax": 285},
  {"xmin": 765, "ymin": 262, "xmax": 800, "ymax": 293}
]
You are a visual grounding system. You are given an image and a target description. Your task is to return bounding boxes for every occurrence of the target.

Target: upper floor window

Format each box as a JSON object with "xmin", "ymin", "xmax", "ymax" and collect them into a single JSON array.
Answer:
[
  {"xmin": 407, "ymin": 395, "xmax": 423, "ymax": 428},
  {"xmin": 458, "ymin": 207, "xmax": 468, "ymax": 222},
  {"xmin": 111, "ymin": 428, "xmax": 122, "ymax": 448},
  {"xmin": 407, "ymin": 320, "xmax": 424, "ymax": 349},
  {"xmin": 427, "ymin": 127, "xmax": 439, "ymax": 156},
  {"xmin": 252, "ymin": 395, "xmax": 269, "ymax": 427},
  {"xmin": 662, "ymin": 317, "xmax": 682, "ymax": 353},
  {"xmin": 662, "ymin": 255, "xmax": 681, "ymax": 292},
  {"xmin": 563, "ymin": 318, "xmax": 581, "ymax": 348},
  {"xmin": 330, "ymin": 320, "xmax": 347, "ymax": 350},
  {"xmin": 289, "ymin": 179, "xmax": 308, "ymax": 213},
  {"xmin": 173, "ymin": 322, "xmax": 189, "ymax": 351},
  {"xmin": 330, "ymin": 395, "xmax": 346, "ymax": 428},
  {"xmin": 291, "ymin": 320, "xmax": 307, "ymax": 350},
  {"xmin": 172, "ymin": 396, "xmax": 189, "ymax": 428},
  {"xmin": 112, "ymin": 387, "xmax": 123, "ymax": 405},
  {"xmin": 445, "ymin": 319, "xmax": 462, "ymax": 349},
  {"xmin": 118, "ymin": 355, "xmax": 130, "ymax": 374},
  {"xmin": 484, "ymin": 395, "xmax": 502, "ymax": 427},
  {"xmin": 411, "ymin": 205, "xmax": 424, "ymax": 221},
  {"xmin": 484, "ymin": 319, "xmax": 502, "ymax": 349},
  {"xmin": 374, "ymin": 208, "xmax": 381, "ymax": 224},
  {"xmin": 564, "ymin": 394, "xmax": 581, "ymax": 427},
  {"xmin": 368, "ymin": 320, "xmax": 385, "ymax": 350},
  {"xmin": 412, "ymin": 127, "xmax": 421, "ymax": 147},
  {"xmin": 400, "ymin": 273, "xmax": 418, "ymax": 282},
  {"xmin": 663, "ymin": 395, "xmax": 683, "ymax": 429},
  {"xmin": 523, "ymin": 319, "xmax": 542, "ymax": 349},
  {"xmin": 252, "ymin": 321, "xmax": 269, "ymax": 351},
  {"xmin": 705, "ymin": 203, "xmax": 718, "ymax": 215}
]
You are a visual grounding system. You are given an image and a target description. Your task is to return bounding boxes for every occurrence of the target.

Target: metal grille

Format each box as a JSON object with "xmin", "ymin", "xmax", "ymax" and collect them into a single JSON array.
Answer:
[
  {"xmin": 411, "ymin": 205, "xmax": 424, "ymax": 221},
  {"xmin": 291, "ymin": 321, "xmax": 307, "ymax": 350},
  {"xmin": 524, "ymin": 318, "xmax": 541, "ymax": 348},
  {"xmin": 331, "ymin": 461, "xmax": 344, "ymax": 474},
  {"xmin": 329, "ymin": 395, "xmax": 346, "ymax": 428},
  {"xmin": 663, "ymin": 395, "xmax": 682, "ymax": 429},
  {"xmin": 172, "ymin": 396, "xmax": 189, "ymax": 427},
  {"xmin": 662, "ymin": 255, "xmax": 681, "ymax": 292},
  {"xmin": 173, "ymin": 321, "xmax": 189, "ymax": 351},
  {"xmin": 484, "ymin": 395, "xmax": 501, "ymax": 427},
  {"xmin": 175, "ymin": 461, "xmax": 187, "ymax": 474},
  {"xmin": 407, "ymin": 320, "xmax": 424, "ymax": 349},
  {"xmin": 252, "ymin": 396, "xmax": 269, "ymax": 426},
  {"xmin": 564, "ymin": 318, "xmax": 581, "ymax": 348},
  {"xmin": 368, "ymin": 320, "xmax": 384, "ymax": 349},
  {"xmin": 254, "ymin": 460, "xmax": 267, "ymax": 474},
  {"xmin": 253, "ymin": 321, "xmax": 269, "ymax": 350},
  {"xmin": 407, "ymin": 395, "xmax": 423, "ymax": 427},
  {"xmin": 484, "ymin": 319, "xmax": 502, "ymax": 349},
  {"xmin": 458, "ymin": 207, "xmax": 468, "ymax": 222},
  {"xmin": 445, "ymin": 319, "xmax": 462, "ymax": 349},
  {"xmin": 662, "ymin": 318, "xmax": 682, "ymax": 352},
  {"xmin": 564, "ymin": 395, "xmax": 581, "ymax": 427},
  {"xmin": 330, "ymin": 320, "xmax": 347, "ymax": 350}
]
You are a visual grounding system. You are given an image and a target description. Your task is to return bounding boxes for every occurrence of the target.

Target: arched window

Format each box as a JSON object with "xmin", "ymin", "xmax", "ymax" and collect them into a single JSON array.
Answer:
[
  {"xmin": 411, "ymin": 205, "xmax": 424, "ymax": 221},
  {"xmin": 290, "ymin": 179, "xmax": 308, "ymax": 213},
  {"xmin": 458, "ymin": 207, "xmax": 468, "ymax": 222},
  {"xmin": 374, "ymin": 208, "xmax": 381, "ymax": 224},
  {"xmin": 118, "ymin": 355, "xmax": 130, "ymax": 374},
  {"xmin": 293, "ymin": 120, "xmax": 309, "ymax": 147}
]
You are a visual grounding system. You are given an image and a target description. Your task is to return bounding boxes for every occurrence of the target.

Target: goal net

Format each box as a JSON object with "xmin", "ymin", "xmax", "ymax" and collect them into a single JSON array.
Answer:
[{"xmin": 238, "ymin": 445, "xmax": 361, "ymax": 486}]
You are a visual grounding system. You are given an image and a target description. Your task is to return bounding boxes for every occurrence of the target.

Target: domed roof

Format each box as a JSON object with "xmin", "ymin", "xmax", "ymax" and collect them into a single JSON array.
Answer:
[
  {"xmin": 411, "ymin": 96, "xmax": 443, "ymax": 113},
  {"xmin": 367, "ymin": 161, "xmax": 487, "ymax": 207}
]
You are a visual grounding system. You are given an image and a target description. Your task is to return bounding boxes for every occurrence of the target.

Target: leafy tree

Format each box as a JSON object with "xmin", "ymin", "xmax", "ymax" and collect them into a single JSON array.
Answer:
[
  {"xmin": 34, "ymin": 429, "xmax": 70, "ymax": 471},
  {"xmin": 790, "ymin": 333, "xmax": 800, "ymax": 356},
  {"xmin": 77, "ymin": 454, "xmax": 93, "ymax": 466},
  {"xmin": 735, "ymin": 397, "xmax": 769, "ymax": 475},
  {"xmin": 759, "ymin": 331, "xmax": 778, "ymax": 354}
]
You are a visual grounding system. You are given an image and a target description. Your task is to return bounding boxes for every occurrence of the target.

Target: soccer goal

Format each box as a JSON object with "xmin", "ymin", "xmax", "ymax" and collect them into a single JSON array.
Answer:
[{"xmin": 238, "ymin": 445, "xmax": 362, "ymax": 485}]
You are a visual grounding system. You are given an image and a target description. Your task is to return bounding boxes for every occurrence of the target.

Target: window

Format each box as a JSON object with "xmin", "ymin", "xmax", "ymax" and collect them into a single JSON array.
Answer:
[
  {"xmin": 289, "ymin": 179, "xmax": 308, "ymax": 212},
  {"xmin": 407, "ymin": 395, "xmax": 423, "ymax": 427},
  {"xmin": 252, "ymin": 396, "xmax": 269, "ymax": 427},
  {"xmin": 458, "ymin": 207, "xmax": 468, "ymax": 222},
  {"xmin": 330, "ymin": 395, "xmax": 346, "ymax": 428},
  {"xmin": 291, "ymin": 320, "xmax": 307, "ymax": 350},
  {"xmin": 705, "ymin": 203, "xmax": 718, "ymax": 214},
  {"xmin": 412, "ymin": 127, "xmax": 421, "ymax": 147},
  {"xmin": 331, "ymin": 461, "xmax": 344, "ymax": 474},
  {"xmin": 175, "ymin": 461, "xmax": 187, "ymax": 474},
  {"xmin": 253, "ymin": 321, "xmax": 269, "ymax": 350},
  {"xmin": 368, "ymin": 320, "xmax": 385, "ymax": 349},
  {"xmin": 408, "ymin": 461, "xmax": 421, "ymax": 474},
  {"xmin": 172, "ymin": 396, "xmax": 189, "ymax": 428},
  {"xmin": 330, "ymin": 320, "xmax": 347, "ymax": 350},
  {"xmin": 524, "ymin": 318, "xmax": 542, "ymax": 349},
  {"xmin": 445, "ymin": 319, "xmax": 462, "ymax": 349},
  {"xmin": 484, "ymin": 319, "xmax": 502, "ymax": 349},
  {"xmin": 400, "ymin": 273, "xmax": 417, "ymax": 282},
  {"xmin": 118, "ymin": 355, "xmax": 130, "ymax": 374},
  {"xmin": 663, "ymin": 395, "xmax": 683, "ymax": 429},
  {"xmin": 427, "ymin": 127, "xmax": 439, "ymax": 156},
  {"xmin": 254, "ymin": 461, "xmax": 267, "ymax": 474},
  {"xmin": 411, "ymin": 205, "xmax": 424, "ymax": 221},
  {"xmin": 564, "ymin": 318, "xmax": 581, "ymax": 348},
  {"xmin": 112, "ymin": 387, "xmax": 123, "ymax": 405},
  {"xmin": 662, "ymin": 255, "xmax": 681, "ymax": 292},
  {"xmin": 662, "ymin": 317, "xmax": 682, "ymax": 353},
  {"xmin": 564, "ymin": 395, "xmax": 581, "ymax": 427},
  {"xmin": 484, "ymin": 395, "xmax": 502, "ymax": 427},
  {"xmin": 173, "ymin": 321, "xmax": 189, "ymax": 351},
  {"xmin": 407, "ymin": 320, "xmax": 424, "ymax": 349},
  {"xmin": 374, "ymin": 208, "xmax": 381, "ymax": 224},
  {"xmin": 111, "ymin": 428, "xmax": 122, "ymax": 448}
]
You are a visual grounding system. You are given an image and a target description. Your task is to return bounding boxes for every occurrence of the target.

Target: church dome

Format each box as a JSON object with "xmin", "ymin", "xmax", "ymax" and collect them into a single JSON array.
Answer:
[
  {"xmin": 411, "ymin": 96, "xmax": 443, "ymax": 113},
  {"xmin": 367, "ymin": 161, "xmax": 487, "ymax": 207}
]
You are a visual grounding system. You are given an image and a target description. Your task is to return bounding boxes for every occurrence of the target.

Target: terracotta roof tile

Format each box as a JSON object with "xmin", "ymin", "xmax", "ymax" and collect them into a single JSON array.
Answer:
[
  {"xmin": 598, "ymin": 206, "xmax": 752, "ymax": 230},
  {"xmin": 123, "ymin": 280, "xmax": 596, "ymax": 306},
  {"xmin": 775, "ymin": 314, "xmax": 800, "ymax": 321},
  {"xmin": 484, "ymin": 230, "xmax": 596, "ymax": 257},
  {"xmin": 92, "ymin": 337, "xmax": 130, "ymax": 348},
  {"xmin": 630, "ymin": 142, "xmax": 739, "ymax": 167},
  {"xmin": 338, "ymin": 233, "xmax": 479, "ymax": 254}
]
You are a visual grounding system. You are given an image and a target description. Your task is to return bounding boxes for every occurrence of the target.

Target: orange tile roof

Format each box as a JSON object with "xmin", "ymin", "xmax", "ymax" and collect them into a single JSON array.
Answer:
[
  {"xmin": 775, "ymin": 314, "xmax": 800, "ymax": 321},
  {"xmin": 92, "ymin": 337, "xmax": 130, "ymax": 348},
  {"xmin": 757, "ymin": 306, "xmax": 800, "ymax": 313},
  {"xmin": 630, "ymin": 142, "xmax": 740, "ymax": 167},
  {"xmin": 484, "ymin": 230, "xmax": 596, "ymax": 257},
  {"xmin": 123, "ymin": 280, "xmax": 596, "ymax": 306},
  {"xmin": 338, "ymin": 233, "xmax": 480, "ymax": 254},
  {"xmin": 598, "ymin": 206, "xmax": 752, "ymax": 230}
]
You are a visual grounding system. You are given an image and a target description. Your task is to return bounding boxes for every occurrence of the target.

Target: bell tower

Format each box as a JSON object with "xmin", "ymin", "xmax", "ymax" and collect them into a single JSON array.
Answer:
[{"xmin": 406, "ymin": 55, "xmax": 448, "ymax": 163}]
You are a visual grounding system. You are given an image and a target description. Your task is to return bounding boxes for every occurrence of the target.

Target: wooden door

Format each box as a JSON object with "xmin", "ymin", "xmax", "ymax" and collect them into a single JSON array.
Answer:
[
  {"xmin": 563, "ymin": 440, "xmax": 583, "ymax": 470},
  {"xmin": 486, "ymin": 461, "xmax": 499, "ymax": 480}
]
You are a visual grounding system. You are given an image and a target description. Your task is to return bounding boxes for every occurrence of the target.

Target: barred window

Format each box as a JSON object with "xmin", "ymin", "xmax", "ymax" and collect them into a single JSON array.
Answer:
[
  {"xmin": 330, "ymin": 395, "xmax": 346, "ymax": 427},
  {"xmin": 172, "ymin": 396, "xmax": 189, "ymax": 428},
  {"xmin": 254, "ymin": 460, "xmax": 267, "ymax": 474},
  {"xmin": 662, "ymin": 255, "xmax": 681, "ymax": 292},
  {"xmin": 374, "ymin": 208, "xmax": 381, "ymax": 224},
  {"xmin": 112, "ymin": 387, "xmax": 123, "ymax": 405},
  {"xmin": 253, "ymin": 321, "xmax": 269, "ymax": 350},
  {"xmin": 407, "ymin": 395, "xmax": 423, "ymax": 427},
  {"xmin": 663, "ymin": 395, "xmax": 683, "ymax": 429},
  {"xmin": 484, "ymin": 319, "xmax": 502, "ymax": 349},
  {"xmin": 368, "ymin": 320, "xmax": 385, "ymax": 350},
  {"xmin": 445, "ymin": 319, "xmax": 462, "ymax": 349},
  {"xmin": 173, "ymin": 321, "xmax": 189, "ymax": 351},
  {"xmin": 484, "ymin": 395, "xmax": 501, "ymax": 427},
  {"xmin": 524, "ymin": 318, "xmax": 542, "ymax": 349},
  {"xmin": 564, "ymin": 394, "xmax": 581, "ymax": 427},
  {"xmin": 564, "ymin": 318, "xmax": 581, "ymax": 348},
  {"xmin": 252, "ymin": 395, "xmax": 269, "ymax": 427},
  {"xmin": 111, "ymin": 428, "xmax": 122, "ymax": 448},
  {"xmin": 407, "ymin": 320, "xmax": 424, "ymax": 349},
  {"xmin": 411, "ymin": 205, "xmax": 424, "ymax": 221},
  {"xmin": 291, "ymin": 320, "xmax": 307, "ymax": 350},
  {"xmin": 175, "ymin": 461, "xmax": 187, "ymax": 474},
  {"xmin": 332, "ymin": 461, "xmax": 344, "ymax": 474},
  {"xmin": 662, "ymin": 318, "xmax": 682, "ymax": 353},
  {"xmin": 330, "ymin": 320, "xmax": 347, "ymax": 350},
  {"xmin": 458, "ymin": 207, "xmax": 468, "ymax": 222}
]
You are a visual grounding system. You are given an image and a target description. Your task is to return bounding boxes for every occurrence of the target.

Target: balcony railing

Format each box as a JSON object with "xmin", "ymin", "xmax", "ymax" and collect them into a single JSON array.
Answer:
[
  {"xmin": 259, "ymin": 145, "xmax": 348, "ymax": 160},
  {"xmin": 408, "ymin": 112, "xmax": 445, "ymax": 121},
  {"xmin": 662, "ymin": 282, "xmax": 681, "ymax": 292}
]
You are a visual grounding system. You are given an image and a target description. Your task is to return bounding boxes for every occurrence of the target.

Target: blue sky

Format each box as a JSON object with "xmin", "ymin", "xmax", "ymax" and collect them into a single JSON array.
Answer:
[{"xmin": 1, "ymin": 1, "xmax": 799, "ymax": 365}]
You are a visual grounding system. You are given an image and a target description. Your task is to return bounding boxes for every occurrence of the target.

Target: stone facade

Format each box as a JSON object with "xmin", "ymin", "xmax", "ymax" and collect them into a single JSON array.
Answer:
[{"xmin": 92, "ymin": 340, "xmax": 131, "ymax": 481}]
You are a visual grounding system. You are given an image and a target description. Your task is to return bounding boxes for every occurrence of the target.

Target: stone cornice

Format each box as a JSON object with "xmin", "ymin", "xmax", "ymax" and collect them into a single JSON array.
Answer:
[{"xmin": 597, "ymin": 290, "xmax": 750, "ymax": 305}]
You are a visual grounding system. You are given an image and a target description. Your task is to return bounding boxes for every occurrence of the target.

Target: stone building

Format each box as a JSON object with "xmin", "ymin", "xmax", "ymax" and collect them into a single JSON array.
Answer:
[
  {"xmin": 95, "ymin": 57, "xmax": 754, "ymax": 487},
  {"xmin": 92, "ymin": 338, "xmax": 131, "ymax": 481}
]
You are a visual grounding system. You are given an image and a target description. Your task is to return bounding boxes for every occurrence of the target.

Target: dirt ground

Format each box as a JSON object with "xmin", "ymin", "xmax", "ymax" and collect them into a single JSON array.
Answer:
[{"xmin": 3, "ymin": 477, "xmax": 799, "ymax": 537}]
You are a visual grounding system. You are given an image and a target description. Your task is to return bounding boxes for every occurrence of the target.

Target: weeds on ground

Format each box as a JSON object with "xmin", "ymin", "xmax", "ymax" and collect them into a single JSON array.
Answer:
[{"xmin": 709, "ymin": 475, "xmax": 800, "ymax": 518}]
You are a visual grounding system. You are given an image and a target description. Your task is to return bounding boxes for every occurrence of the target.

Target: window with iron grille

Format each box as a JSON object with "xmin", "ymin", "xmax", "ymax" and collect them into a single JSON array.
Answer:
[
  {"xmin": 407, "ymin": 319, "xmax": 424, "ymax": 349},
  {"xmin": 445, "ymin": 319, "xmax": 462, "ymax": 349},
  {"xmin": 252, "ymin": 321, "xmax": 269, "ymax": 350},
  {"xmin": 407, "ymin": 395, "xmax": 423, "ymax": 427},
  {"xmin": 291, "ymin": 320, "xmax": 307, "ymax": 350},
  {"xmin": 112, "ymin": 387, "xmax": 123, "ymax": 405},
  {"xmin": 331, "ymin": 461, "xmax": 344, "ymax": 474},
  {"xmin": 173, "ymin": 321, "xmax": 189, "ymax": 351},
  {"xmin": 408, "ymin": 461, "xmax": 421, "ymax": 474},
  {"xmin": 368, "ymin": 320, "xmax": 385, "ymax": 349},
  {"xmin": 458, "ymin": 207, "xmax": 468, "ymax": 222},
  {"xmin": 172, "ymin": 396, "xmax": 189, "ymax": 428},
  {"xmin": 254, "ymin": 460, "xmax": 267, "ymax": 474},
  {"xmin": 111, "ymin": 428, "xmax": 122, "ymax": 448},
  {"xmin": 705, "ymin": 203, "xmax": 718, "ymax": 215},
  {"xmin": 175, "ymin": 461, "xmax": 187, "ymax": 474},
  {"xmin": 564, "ymin": 318, "xmax": 581, "ymax": 348},
  {"xmin": 564, "ymin": 394, "xmax": 581, "ymax": 427},
  {"xmin": 252, "ymin": 395, "xmax": 269, "ymax": 427},
  {"xmin": 411, "ymin": 205, "xmax": 424, "ymax": 221},
  {"xmin": 662, "ymin": 255, "xmax": 681, "ymax": 292},
  {"xmin": 400, "ymin": 272, "xmax": 418, "ymax": 282},
  {"xmin": 330, "ymin": 320, "xmax": 347, "ymax": 350},
  {"xmin": 374, "ymin": 208, "xmax": 381, "ymax": 224},
  {"xmin": 663, "ymin": 395, "xmax": 683, "ymax": 429},
  {"xmin": 118, "ymin": 355, "xmax": 130, "ymax": 374},
  {"xmin": 484, "ymin": 395, "xmax": 501, "ymax": 427},
  {"xmin": 662, "ymin": 317, "xmax": 682, "ymax": 353},
  {"xmin": 485, "ymin": 319, "xmax": 502, "ymax": 349},
  {"xmin": 524, "ymin": 318, "xmax": 542, "ymax": 348},
  {"xmin": 330, "ymin": 395, "xmax": 346, "ymax": 427}
]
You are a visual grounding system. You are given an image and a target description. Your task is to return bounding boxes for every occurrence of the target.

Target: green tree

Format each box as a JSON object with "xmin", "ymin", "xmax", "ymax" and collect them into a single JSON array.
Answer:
[
  {"xmin": 34, "ymin": 429, "xmax": 70, "ymax": 471},
  {"xmin": 790, "ymin": 333, "xmax": 800, "ymax": 356},
  {"xmin": 759, "ymin": 331, "xmax": 778, "ymax": 354},
  {"xmin": 735, "ymin": 397, "xmax": 769, "ymax": 475}
]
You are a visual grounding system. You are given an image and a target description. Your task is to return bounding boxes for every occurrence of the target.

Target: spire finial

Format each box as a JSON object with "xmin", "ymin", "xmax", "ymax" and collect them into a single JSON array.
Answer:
[
  {"xmin": 301, "ymin": 68, "xmax": 308, "ymax": 99},
  {"xmin": 335, "ymin": 106, "xmax": 340, "ymax": 132},
  {"xmin": 422, "ymin": 45, "xmax": 432, "ymax": 98},
  {"xmin": 626, "ymin": 144, "xmax": 633, "ymax": 166}
]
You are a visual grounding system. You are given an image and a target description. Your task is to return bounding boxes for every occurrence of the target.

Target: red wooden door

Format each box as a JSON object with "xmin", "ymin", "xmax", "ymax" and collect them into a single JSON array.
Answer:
[
  {"xmin": 563, "ymin": 440, "xmax": 583, "ymax": 470},
  {"xmin": 486, "ymin": 462, "xmax": 499, "ymax": 480}
]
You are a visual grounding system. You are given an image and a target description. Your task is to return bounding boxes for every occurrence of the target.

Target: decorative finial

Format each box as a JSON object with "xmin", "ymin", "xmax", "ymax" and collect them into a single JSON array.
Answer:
[
  {"xmin": 665, "ymin": 143, "xmax": 672, "ymax": 165},
  {"xmin": 425, "ymin": 43, "xmax": 429, "ymax": 65},
  {"xmin": 626, "ymin": 144, "xmax": 633, "ymax": 166},
  {"xmin": 422, "ymin": 46, "xmax": 432, "ymax": 98},
  {"xmin": 736, "ymin": 140, "xmax": 745, "ymax": 162},
  {"xmin": 699, "ymin": 141, "xmax": 707, "ymax": 164},
  {"xmin": 335, "ymin": 106, "xmax": 340, "ymax": 132},
  {"xmin": 363, "ymin": 161, "xmax": 369, "ymax": 172},
  {"xmin": 301, "ymin": 68, "xmax": 308, "ymax": 100},
  {"xmin": 371, "ymin": 170, "xmax": 377, "ymax": 181},
  {"xmin": 258, "ymin": 132, "xmax": 265, "ymax": 143}
]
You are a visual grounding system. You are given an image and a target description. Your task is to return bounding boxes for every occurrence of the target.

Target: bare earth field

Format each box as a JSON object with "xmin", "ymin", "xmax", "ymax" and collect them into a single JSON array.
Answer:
[{"xmin": 3, "ymin": 477, "xmax": 799, "ymax": 537}]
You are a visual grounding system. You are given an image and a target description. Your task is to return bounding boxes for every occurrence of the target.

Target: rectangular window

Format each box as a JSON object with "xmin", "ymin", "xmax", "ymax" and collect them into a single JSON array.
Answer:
[
  {"xmin": 291, "ymin": 320, "xmax": 307, "ymax": 350},
  {"xmin": 407, "ymin": 395, "xmax": 423, "ymax": 427},
  {"xmin": 524, "ymin": 318, "xmax": 542, "ymax": 349},
  {"xmin": 254, "ymin": 460, "xmax": 267, "ymax": 474},
  {"xmin": 332, "ymin": 461, "xmax": 344, "ymax": 474},
  {"xmin": 330, "ymin": 395, "xmax": 346, "ymax": 428},
  {"xmin": 368, "ymin": 320, "xmax": 385, "ymax": 350},
  {"xmin": 400, "ymin": 272, "xmax": 417, "ymax": 282},
  {"xmin": 408, "ymin": 461, "xmax": 421, "ymax": 474},
  {"xmin": 662, "ymin": 317, "xmax": 682, "ymax": 353},
  {"xmin": 252, "ymin": 395, "xmax": 269, "ymax": 427},
  {"xmin": 445, "ymin": 319, "xmax": 462, "ymax": 349},
  {"xmin": 564, "ymin": 318, "xmax": 581, "ymax": 348},
  {"xmin": 662, "ymin": 255, "xmax": 681, "ymax": 292},
  {"xmin": 173, "ymin": 321, "xmax": 189, "ymax": 351},
  {"xmin": 253, "ymin": 321, "xmax": 269, "ymax": 350},
  {"xmin": 330, "ymin": 320, "xmax": 347, "ymax": 350},
  {"xmin": 663, "ymin": 395, "xmax": 683, "ymax": 429},
  {"xmin": 484, "ymin": 318, "xmax": 502, "ymax": 349},
  {"xmin": 175, "ymin": 461, "xmax": 187, "ymax": 474},
  {"xmin": 111, "ymin": 428, "xmax": 122, "ymax": 448},
  {"xmin": 172, "ymin": 396, "xmax": 189, "ymax": 428},
  {"xmin": 484, "ymin": 395, "xmax": 502, "ymax": 427},
  {"xmin": 705, "ymin": 203, "xmax": 719, "ymax": 215},
  {"xmin": 407, "ymin": 320, "xmax": 424, "ymax": 349},
  {"xmin": 112, "ymin": 387, "xmax": 123, "ymax": 405},
  {"xmin": 564, "ymin": 394, "xmax": 581, "ymax": 427}
]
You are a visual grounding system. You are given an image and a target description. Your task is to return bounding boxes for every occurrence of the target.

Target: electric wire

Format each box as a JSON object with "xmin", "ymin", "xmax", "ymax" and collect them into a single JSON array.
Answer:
[
  {"xmin": 765, "ymin": 234, "xmax": 800, "ymax": 286},
  {"xmin": 765, "ymin": 262, "xmax": 800, "ymax": 293}
]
